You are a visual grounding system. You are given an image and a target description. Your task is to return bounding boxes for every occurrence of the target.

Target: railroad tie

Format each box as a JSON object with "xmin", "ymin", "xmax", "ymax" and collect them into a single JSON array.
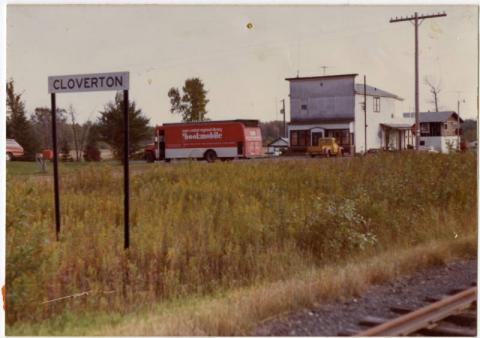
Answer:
[{"xmin": 417, "ymin": 323, "xmax": 476, "ymax": 336}]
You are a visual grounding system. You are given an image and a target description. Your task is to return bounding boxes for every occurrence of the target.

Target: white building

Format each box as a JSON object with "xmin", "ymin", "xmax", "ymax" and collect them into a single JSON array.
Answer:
[
  {"xmin": 403, "ymin": 111, "xmax": 463, "ymax": 153},
  {"xmin": 286, "ymin": 73, "xmax": 413, "ymax": 154},
  {"xmin": 266, "ymin": 137, "xmax": 289, "ymax": 155}
]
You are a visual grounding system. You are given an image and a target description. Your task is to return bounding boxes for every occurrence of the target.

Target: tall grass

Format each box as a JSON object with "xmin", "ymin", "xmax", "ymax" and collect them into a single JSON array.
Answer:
[{"xmin": 5, "ymin": 152, "xmax": 477, "ymax": 327}]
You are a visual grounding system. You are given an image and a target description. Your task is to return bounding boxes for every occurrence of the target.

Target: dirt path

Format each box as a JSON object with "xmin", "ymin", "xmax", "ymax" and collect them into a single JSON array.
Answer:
[{"xmin": 253, "ymin": 259, "xmax": 477, "ymax": 336}]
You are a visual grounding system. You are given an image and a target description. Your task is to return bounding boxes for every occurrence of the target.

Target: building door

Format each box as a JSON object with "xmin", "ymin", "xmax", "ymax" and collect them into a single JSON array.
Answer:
[{"xmin": 311, "ymin": 132, "xmax": 324, "ymax": 146}]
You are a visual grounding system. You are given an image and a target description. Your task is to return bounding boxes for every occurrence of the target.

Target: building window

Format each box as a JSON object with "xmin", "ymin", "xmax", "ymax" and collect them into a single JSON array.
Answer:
[
  {"xmin": 297, "ymin": 130, "xmax": 309, "ymax": 146},
  {"xmin": 373, "ymin": 97, "xmax": 380, "ymax": 112},
  {"xmin": 420, "ymin": 123, "xmax": 430, "ymax": 135},
  {"xmin": 290, "ymin": 131, "xmax": 298, "ymax": 146},
  {"xmin": 430, "ymin": 123, "xmax": 442, "ymax": 136},
  {"xmin": 301, "ymin": 104, "xmax": 308, "ymax": 110},
  {"xmin": 290, "ymin": 130, "xmax": 310, "ymax": 146}
]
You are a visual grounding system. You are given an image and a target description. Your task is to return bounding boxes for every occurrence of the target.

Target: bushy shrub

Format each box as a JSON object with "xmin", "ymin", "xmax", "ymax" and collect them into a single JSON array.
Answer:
[{"xmin": 83, "ymin": 145, "xmax": 101, "ymax": 162}]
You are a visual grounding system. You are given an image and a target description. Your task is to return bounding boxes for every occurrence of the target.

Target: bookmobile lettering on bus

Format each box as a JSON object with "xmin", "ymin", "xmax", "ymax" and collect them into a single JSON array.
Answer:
[{"xmin": 182, "ymin": 128, "xmax": 223, "ymax": 140}]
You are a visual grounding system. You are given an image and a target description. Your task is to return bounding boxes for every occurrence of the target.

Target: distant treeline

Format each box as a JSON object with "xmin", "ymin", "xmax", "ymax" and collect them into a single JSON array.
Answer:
[
  {"xmin": 259, "ymin": 120, "xmax": 286, "ymax": 146},
  {"xmin": 6, "ymin": 80, "xmax": 152, "ymax": 161},
  {"xmin": 462, "ymin": 119, "xmax": 477, "ymax": 143}
]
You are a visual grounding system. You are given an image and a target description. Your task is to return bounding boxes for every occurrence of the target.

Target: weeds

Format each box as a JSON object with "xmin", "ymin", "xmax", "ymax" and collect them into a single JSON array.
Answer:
[{"xmin": 5, "ymin": 152, "xmax": 477, "ymax": 329}]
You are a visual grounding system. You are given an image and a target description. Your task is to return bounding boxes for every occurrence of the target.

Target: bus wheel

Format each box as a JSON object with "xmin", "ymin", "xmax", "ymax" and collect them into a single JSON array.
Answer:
[
  {"xmin": 204, "ymin": 150, "xmax": 217, "ymax": 163},
  {"xmin": 145, "ymin": 151, "xmax": 155, "ymax": 163},
  {"xmin": 165, "ymin": 158, "xmax": 171, "ymax": 163}
]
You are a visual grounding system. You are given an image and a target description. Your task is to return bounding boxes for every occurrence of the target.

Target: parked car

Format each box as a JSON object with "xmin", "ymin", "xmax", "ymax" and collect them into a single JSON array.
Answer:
[
  {"xmin": 6, "ymin": 139, "xmax": 24, "ymax": 160},
  {"xmin": 306, "ymin": 137, "xmax": 343, "ymax": 157}
]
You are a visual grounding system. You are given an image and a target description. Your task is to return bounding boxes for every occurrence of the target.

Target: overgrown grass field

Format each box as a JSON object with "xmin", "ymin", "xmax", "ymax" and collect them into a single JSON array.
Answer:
[{"xmin": 5, "ymin": 152, "xmax": 477, "ymax": 334}]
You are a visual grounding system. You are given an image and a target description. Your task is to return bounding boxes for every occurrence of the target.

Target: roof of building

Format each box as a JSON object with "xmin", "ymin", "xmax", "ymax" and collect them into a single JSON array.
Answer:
[
  {"xmin": 285, "ymin": 73, "xmax": 358, "ymax": 81},
  {"xmin": 402, "ymin": 111, "xmax": 463, "ymax": 123},
  {"xmin": 418, "ymin": 111, "xmax": 463, "ymax": 123},
  {"xmin": 355, "ymin": 84, "xmax": 403, "ymax": 100},
  {"xmin": 268, "ymin": 137, "xmax": 289, "ymax": 146},
  {"xmin": 289, "ymin": 117, "xmax": 354, "ymax": 125},
  {"xmin": 380, "ymin": 123, "xmax": 413, "ymax": 130}
]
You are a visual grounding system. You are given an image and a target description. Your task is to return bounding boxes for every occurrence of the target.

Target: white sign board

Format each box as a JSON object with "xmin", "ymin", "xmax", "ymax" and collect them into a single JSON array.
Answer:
[{"xmin": 48, "ymin": 71, "xmax": 129, "ymax": 93}]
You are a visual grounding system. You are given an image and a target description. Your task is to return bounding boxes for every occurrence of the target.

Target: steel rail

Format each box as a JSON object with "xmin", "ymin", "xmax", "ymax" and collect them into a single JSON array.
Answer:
[{"xmin": 356, "ymin": 287, "xmax": 477, "ymax": 336}]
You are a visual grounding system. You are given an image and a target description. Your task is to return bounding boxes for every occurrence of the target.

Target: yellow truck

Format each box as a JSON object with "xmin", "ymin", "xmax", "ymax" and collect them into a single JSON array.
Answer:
[{"xmin": 306, "ymin": 137, "xmax": 343, "ymax": 157}]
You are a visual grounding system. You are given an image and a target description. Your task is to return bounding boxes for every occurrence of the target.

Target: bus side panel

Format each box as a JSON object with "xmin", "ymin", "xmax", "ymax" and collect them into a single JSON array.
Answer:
[
  {"xmin": 165, "ymin": 147, "xmax": 238, "ymax": 159},
  {"xmin": 164, "ymin": 123, "xmax": 245, "ymax": 159}
]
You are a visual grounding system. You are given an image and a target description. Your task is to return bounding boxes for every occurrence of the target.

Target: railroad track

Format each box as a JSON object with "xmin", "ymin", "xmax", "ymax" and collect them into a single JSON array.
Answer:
[{"xmin": 344, "ymin": 283, "xmax": 477, "ymax": 336}]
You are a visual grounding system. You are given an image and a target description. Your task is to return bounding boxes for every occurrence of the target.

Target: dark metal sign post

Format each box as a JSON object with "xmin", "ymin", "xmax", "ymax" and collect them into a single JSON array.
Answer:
[
  {"xmin": 50, "ymin": 93, "xmax": 61, "ymax": 241},
  {"xmin": 48, "ymin": 71, "xmax": 130, "ymax": 249},
  {"xmin": 123, "ymin": 89, "xmax": 129, "ymax": 249}
]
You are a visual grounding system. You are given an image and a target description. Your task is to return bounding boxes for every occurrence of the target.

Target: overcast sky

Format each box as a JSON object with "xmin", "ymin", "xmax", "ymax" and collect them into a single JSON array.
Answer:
[{"xmin": 6, "ymin": 4, "xmax": 478, "ymax": 125}]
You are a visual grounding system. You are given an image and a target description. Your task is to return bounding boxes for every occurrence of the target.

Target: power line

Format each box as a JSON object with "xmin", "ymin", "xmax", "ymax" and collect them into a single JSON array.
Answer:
[{"xmin": 389, "ymin": 11, "xmax": 447, "ymax": 150}]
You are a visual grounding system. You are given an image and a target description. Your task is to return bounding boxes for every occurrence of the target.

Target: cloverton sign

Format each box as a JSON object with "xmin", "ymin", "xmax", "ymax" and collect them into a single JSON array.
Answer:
[
  {"xmin": 48, "ymin": 72, "xmax": 129, "ymax": 93},
  {"xmin": 48, "ymin": 71, "xmax": 131, "ymax": 249}
]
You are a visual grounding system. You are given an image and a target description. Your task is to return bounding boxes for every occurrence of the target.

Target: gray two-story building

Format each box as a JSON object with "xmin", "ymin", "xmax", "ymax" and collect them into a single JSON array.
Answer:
[{"xmin": 286, "ymin": 73, "xmax": 412, "ymax": 154}]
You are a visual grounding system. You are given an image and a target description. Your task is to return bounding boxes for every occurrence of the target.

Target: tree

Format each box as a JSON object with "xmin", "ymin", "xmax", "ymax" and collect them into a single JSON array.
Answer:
[
  {"xmin": 83, "ymin": 122, "xmax": 101, "ymax": 162},
  {"xmin": 259, "ymin": 121, "xmax": 284, "ymax": 146},
  {"xmin": 168, "ymin": 78, "xmax": 209, "ymax": 122},
  {"xmin": 59, "ymin": 137, "xmax": 72, "ymax": 162},
  {"xmin": 424, "ymin": 76, "xmax": 441, "ymax": 112},
  {"xmin": 79, "ymin": 120, "xmax": 95, "ymax": 160},
  {"xmin": 97, "ymin": 93, "xmax": 150, "ymax": 161},
  {"xmin": 68, "ymin": 105, "xmax": 81, "ymax": 161},
  {"xmin": 30, "ymin": 106, "xmax": 69, "ymax": 151},
  {"xmin": 6, "ymin": 80, "xmax": 38, "ymax": 160},
  {"xmin": 462, "ymin": 119, "xmax": 477, "ymax": 143}
]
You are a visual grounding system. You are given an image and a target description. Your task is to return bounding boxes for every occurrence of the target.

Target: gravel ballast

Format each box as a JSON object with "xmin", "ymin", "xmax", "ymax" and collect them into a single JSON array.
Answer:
[{"xmin": 253, "ymin": 259, "xmax": 477, "ymax": 336}]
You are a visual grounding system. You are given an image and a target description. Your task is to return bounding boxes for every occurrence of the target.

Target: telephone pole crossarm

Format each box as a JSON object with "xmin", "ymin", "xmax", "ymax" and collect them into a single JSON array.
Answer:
[{"xmin": 389, "ymin": 12, "xmax": 446, "ymax": 23}]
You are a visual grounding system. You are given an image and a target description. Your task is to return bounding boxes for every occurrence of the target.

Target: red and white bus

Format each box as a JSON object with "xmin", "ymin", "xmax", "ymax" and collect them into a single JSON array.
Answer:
[{"xmin": 145, "ymin": 120, "xmax": 263, "ymax": 162}]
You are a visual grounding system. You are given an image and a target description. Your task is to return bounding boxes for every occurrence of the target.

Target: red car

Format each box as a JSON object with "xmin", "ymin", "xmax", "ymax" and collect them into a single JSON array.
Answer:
[{"xmin": 6, "ymin": 139, "xmax": 24, "ymax": 160}]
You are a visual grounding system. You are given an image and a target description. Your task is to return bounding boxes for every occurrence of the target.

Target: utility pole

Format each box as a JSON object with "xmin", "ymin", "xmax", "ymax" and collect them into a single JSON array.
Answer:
[
  {"xmin": 364, "ymin": 75, "xmax": 367, "ymax": 153},
  {"xmin": 457, "ymin": 100, "xmax": 461, "ymax": 150},
  {"xmin": 390, "ymin": 11, "xmax": 447, "ymax": 150},
  {"xmin": 320, "ymin": 66, "xmax": 331, "ymax": 76},
  {"xmin": 457, "ymin": 99, "xmax": 465, "ymax": 151},
  {"xmin": 280, "ymin": 99, "xmax": 286, "ymax": 138}
]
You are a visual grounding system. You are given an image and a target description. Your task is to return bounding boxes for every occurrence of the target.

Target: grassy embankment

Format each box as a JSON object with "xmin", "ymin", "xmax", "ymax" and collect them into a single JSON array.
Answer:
[{"xmin": 6, "ymin": 152, "xmax": 477, "ymax": 335}]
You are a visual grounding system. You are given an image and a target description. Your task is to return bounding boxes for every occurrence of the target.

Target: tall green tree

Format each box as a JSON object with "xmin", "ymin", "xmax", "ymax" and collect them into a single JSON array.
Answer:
[
  {"xmin": 168, "ymin": 78, "xmax": 209, "ymax": 122},
  {"xmin": 6, "ymin": 80, "xmax": 38, "ymax": 160},
  {"xmin": 97, "ymin": 93, "xmax": 150, "ymax": 161}
]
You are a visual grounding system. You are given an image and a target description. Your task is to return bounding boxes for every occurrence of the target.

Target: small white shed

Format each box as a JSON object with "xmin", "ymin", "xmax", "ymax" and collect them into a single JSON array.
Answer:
[{"xmin": 267, "ymin": 137, "xmax": 289, "ymax": 155}]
